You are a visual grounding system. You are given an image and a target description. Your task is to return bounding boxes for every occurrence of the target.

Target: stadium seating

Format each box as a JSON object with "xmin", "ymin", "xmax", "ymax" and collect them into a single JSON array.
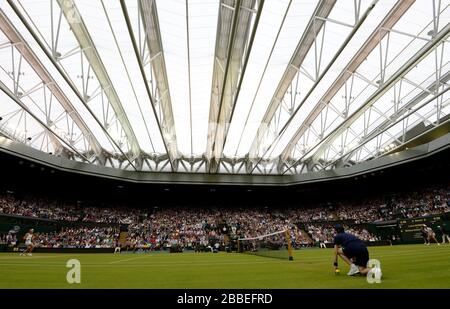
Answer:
[{"xmin": 0, "ymin": 183, "xmax": 449, "ymax": 250}]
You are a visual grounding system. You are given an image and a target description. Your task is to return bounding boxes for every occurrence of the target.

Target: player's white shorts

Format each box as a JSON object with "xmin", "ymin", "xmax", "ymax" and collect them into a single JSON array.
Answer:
[{"xmin": 25, "ymin": 241, "xmax": 32, "ymax": 246}]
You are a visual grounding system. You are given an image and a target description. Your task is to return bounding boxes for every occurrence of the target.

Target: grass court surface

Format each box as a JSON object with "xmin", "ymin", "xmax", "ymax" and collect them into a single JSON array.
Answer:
[{"xmin": 0, "ymin": 244, "xmax": 449, "ymax": 288}]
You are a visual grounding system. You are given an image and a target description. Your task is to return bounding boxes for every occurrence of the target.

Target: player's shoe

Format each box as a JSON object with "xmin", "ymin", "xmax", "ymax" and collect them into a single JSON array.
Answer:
[
  {"xmin": 347, "ymin": 264, "xmax": 360, "ymax": 276},
  {"xmin": 27, "ymin": 253, "xmax": 32, "ymax": 256}
]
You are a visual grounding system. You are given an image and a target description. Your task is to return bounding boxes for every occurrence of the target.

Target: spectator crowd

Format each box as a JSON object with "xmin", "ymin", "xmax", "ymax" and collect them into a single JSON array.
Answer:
[
  {"xmin": 0, "ymin": 183, "xmax": 448, "ymax": 250},
  {"xmin": 305, "ymin": 224, "xmax": 379, "ymax": 245},
  {"xmin": 33, "ymin": 227, "xmax": 120, "ymax": 248}
]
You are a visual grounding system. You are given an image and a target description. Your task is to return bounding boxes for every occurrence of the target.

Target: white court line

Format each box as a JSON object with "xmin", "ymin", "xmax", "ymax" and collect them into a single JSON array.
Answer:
[
  {"xmin": 0, "ymin": 260, "xmax": 283, "ymax": 268},
  {"xmin": 0, "ymin": 254, "xmax": 76, "ymax": 260},
  {"xmin": 0, "ymin": 254, "xmax": 281, "ymax": 265},
  {"xmin": 376, "ymin": 249, "xmax": 450, "ymax": 259},
  {"xmin": 295, "ymin": 247, "xmax": 450, "ymax": 260},
  {"xmin": 0, "ymin": 250, "xmax": 448, "ymax": 268},
  {"xmin": 108, "ymin": 255, "xmax": 283, "ymax": 265},
  {"xmin": 109, "ymin": 254, "xmax": 154, "ymax": 264}
]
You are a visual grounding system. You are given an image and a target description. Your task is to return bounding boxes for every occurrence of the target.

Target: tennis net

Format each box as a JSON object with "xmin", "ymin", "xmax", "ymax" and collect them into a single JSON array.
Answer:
[{"xmin": 238, "ymin": 230, "xmax": 294, "ymax": 261}]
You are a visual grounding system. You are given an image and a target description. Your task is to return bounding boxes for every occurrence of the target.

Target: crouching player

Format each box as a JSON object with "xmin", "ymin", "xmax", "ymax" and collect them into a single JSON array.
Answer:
[{"xmin": 332, "ymin": 224, "xmax": 378, "ymax": 276}]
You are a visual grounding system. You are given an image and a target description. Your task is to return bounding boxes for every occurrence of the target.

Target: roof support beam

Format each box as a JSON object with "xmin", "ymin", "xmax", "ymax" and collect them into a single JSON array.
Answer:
[
  {"xmin": 55, "ymin": 0, "xmax": 141, "ymax": 159},
  {"xmin": 7, "ymin": 0, "xmax": 139, "ymax": 170},
  {"xmin": 215, "ymin": 0, "xmax": 264, "ymax": 172},
  {"xmin": 121, "ymin": 0, "xmax": 177, "ymax": 171},
  {"xmin": 0, "ymin": 10, "xmax": 104, "ymax": 161},
  {"xmin": 279, "ymin": 0, "xmax": 415, "ymax": 165},
  {"xmin": 286, "ymin": 20, "xmax": 450, "ymax": 173},
  {"xmin": 247, "ymin": 0, "xmax": 337, "ymax": 161},
  {"xmin": 0, "ymin": 79, "xmax": 89, "ymax": 162},
  {"xmin": 250, "ymin": 0, "xmax": 379, "ymax": 174},
  {"xmin": 329, "ymin": 80, "xmax": 450, "ymax": 169},
  {"xmin": 206, "ymin": 0, "xmax": 261, "ymax": 173}
]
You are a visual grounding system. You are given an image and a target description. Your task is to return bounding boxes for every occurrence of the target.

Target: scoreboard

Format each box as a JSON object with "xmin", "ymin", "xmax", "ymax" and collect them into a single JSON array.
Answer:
[{"xmin": 399, "ymin": 215, "xmax": 443, "ymax": 243}]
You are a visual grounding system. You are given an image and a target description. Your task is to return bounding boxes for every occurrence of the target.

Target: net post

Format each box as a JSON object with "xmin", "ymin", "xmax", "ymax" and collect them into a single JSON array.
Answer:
[{"xmin": 285, "ymin": 230, "xmax": 294, "ymax": 261}]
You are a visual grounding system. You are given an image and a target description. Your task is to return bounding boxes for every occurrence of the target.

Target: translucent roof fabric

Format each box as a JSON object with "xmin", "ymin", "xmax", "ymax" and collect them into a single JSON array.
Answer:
[{"xmin": 0, "ymin": 0, "xmax": 448, "ymax": 174}]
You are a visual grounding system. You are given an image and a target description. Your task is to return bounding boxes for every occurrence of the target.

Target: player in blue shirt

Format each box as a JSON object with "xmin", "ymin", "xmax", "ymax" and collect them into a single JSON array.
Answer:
[{"xmin": 332, "ymin": 224, "xmax": 374, "ymax": 276}]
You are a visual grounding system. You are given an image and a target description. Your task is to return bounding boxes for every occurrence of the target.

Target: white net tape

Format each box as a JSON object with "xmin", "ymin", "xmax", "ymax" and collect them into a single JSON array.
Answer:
[{"xmin": 238, "ymin": 229, "xmax": 287, "ymax": 241}]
